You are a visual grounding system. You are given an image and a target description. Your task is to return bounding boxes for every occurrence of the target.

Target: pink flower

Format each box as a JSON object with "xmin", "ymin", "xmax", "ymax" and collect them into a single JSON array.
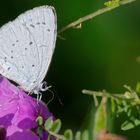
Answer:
[{"xmin": 0, "ymin": 76, "xmax": 54, "ymax": 140}]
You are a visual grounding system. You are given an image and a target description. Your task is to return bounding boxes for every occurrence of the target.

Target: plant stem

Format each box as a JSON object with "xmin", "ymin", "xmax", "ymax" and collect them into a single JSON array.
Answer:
[
  {"xmin": 58, "ymin": 0, "xmax": 136, "ymax": 34},
  {"xmin": 48, "ymin": 131, "xmax": 66, "ymax": 140},
  {"xmin": 82, "ymin": 89, "xmax": 128, "ymax": 100}
]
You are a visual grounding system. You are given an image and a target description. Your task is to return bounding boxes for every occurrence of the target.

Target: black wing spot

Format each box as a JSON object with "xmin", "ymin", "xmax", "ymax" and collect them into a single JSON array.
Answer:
[
  {"xmin": 22, "ymin": 66, "xmax": 24, "ymax": 69},
  {"xmin": 25, "ymin": 48, "xmax": 27, "ymax": 50},
  {"xmin": 12, "ymin": 43, "xmax": 15, "ymax": 46},
  {"xmin": 42, "ymin": 22, "xmax": 46, "ymax": 25},
  {"xmin": 11, "ymin": 50, "xmax": 13, "ymax": 53},
  {"xmin": 30, "ymin": 24, "xmax": 35, "ymax": 28},
  {"xmin": 36, "ymin": 22, "xmax": 40, "ymax": 25},
  {"xmin": 4, "ymin": 57, "xmax": 7, "ymax": 62},
  {"xmin": 29, "ymin": 42, "xmax": 33, "ymax": 45},
  {"xmin": 7, "ymin": 67, "xmax": 11, "ymax": 70},
  {"xmin": 32, "ymin": 64, "xmax": 35, "ymax": 67},
  {"xmin": 11, "ymin": 56, "xmax": 13, "ymax": 59},
  {"xmin": 16, "ymin": 40, "xmax": 19, "ymax": 43},
  {"xmin": 47, "ymin": 29, "xmax": 50, "ymax": 32}
]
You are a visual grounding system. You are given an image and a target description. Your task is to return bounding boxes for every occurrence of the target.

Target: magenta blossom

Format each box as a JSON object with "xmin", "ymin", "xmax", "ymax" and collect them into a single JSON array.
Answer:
[{"xmin": 0, "ymin": 76, "xmax": 54, "ymax": 140}]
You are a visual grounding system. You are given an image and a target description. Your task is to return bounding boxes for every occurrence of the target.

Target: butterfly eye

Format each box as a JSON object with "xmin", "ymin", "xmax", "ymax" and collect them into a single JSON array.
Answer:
[{"xmin": 40, "ymin": 81, "xmax": 48, "ymax": 91}]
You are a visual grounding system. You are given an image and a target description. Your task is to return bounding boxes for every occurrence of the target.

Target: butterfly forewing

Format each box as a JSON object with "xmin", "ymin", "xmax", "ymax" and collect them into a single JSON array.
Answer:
[{"xmin": 0, "ymin": 6, "xmax": 57, "ymax": 92}]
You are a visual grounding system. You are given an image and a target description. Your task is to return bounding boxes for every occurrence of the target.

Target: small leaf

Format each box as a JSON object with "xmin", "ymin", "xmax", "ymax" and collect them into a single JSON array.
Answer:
[
  {"xmin": 127, "ymin": 109, "xmax": 132, "ymax": 117},
  {"xmin": 44, "ymin": 117, "xmax": 53, "ymax": 131},
  {"xmin": 93, "ymin": 97, "xmax": 107, "ymax": 139},
  {"xmin": 51, "ymin": 119, "xmax": 61, "ymax": 133},
  {"xmin": 73, "ymin": 23, "xmax": 82, "ymax": 29},
  {"xmin": 124, "ymin": 91, "xmax": 132, "ymax": 99},
  {"xmin": 117, "ymin": 105, "xmax": 124, "ymax": 113},
  {"xmin": 64, "ymin": 129, "xmax": 73, "ymax": 140},
  {"xmin": 47, "ymin": 135, "xmax": 51, "ymax": 140},
  {"xmin": 136, "ymin": 82, "xmax": 140, "ymax": 94},
  {"xmin": 36, "ymin": 127, "xmax": 43, "ymax": 136},
  {"xmin": 75, "ymin": 131, "xmax": 81, "ymax": 140},
  {"xmin": 56, "ymin": 138, "xmax": 61, "ymax": 140},
  {"xmin": 104, "ymin": 0, "xmax": 120, "ymax": 7},
  {"xmin": 121, "ymin": 120, "xmax": 135, "ymax": 130},
  {"xmin": 122, "ymin": 100, "xmax": 128, "ymax": 112},
  {"xmin": 36, "ymin": 116, "xmax": 43, "ymax": 126},
  {"xmin": 111, "ymin": 98, "xmax": 116, "ymax": 113},
  {"xmin": 82, "ymin": 130, "xmax": 89, "ymax": 140},
  {"xmin": 134, "ymin": 119, "xmax": 140, "ymax": 126}
]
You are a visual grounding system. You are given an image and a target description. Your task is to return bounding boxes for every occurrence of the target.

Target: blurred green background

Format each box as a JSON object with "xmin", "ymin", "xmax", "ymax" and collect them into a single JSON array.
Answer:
[{"xmin": 0, "ymin": 0, "xmax": 139, "ymax": 139}]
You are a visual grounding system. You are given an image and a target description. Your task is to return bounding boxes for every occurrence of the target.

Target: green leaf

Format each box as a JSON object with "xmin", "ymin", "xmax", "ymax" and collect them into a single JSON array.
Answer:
[
  {"xmin": 104, "ymin": 0, "xmax": 120, "ymax": 7},
  {"xmin": 93, "ymin": 97, "xmax": 107, "ymax": 139},
  {"xmin": 136, "ymin": 82, "xmax": 140, "ymax": 94},
  {"xmin": 75, "ymin": 131, "xmax": 81, "ymax": 140},
  {"xmin": 47, "ymin": 135, "xmax": 52, "ymax": 140},
  {"xmin": 111, "ymin": 98, "xmax": 116, "ymax": 113},
  {"xmin": 122, "ymin": 100, "xmax": 128, "ymax": 112},
  {"xmin": 121, "ymin": 117, "xmax": 140, "ymax": 130},
  {"xmin": 51, "ymin": 119, "xmax": 61, "ymax": 133},
  {"xmin": 134, "ymin": 119, "xmax": 140, "ymax": 126},
  {"xmin": 64, "ymin": 129, "xmax": 73, "ymax": 140},
  {"xmin": 56, "ymin": 138, "xmax": 61, "ymax": 140},
  {"xmin": 117, "ymin": 105, "xmax": 124, "ymax": 114},
  {"xmin": 82, "ymin": 130, "xmax": 89, "ymax": 140},
  {"xmin": 36, "ymin": 116, "xmax": 43, "ymax": 126},
  {"xmin": 36, "ymin": 127, "xmax": 43, "ymax": 136},
  {"xmin": 121, "ymin": 120, "xmax": 135, "ymax": 130},
  {"xmin": 127, "ymin": 109, "xmax": 132, "ymax": 117},
  {"xmin": 44, "ymin": 117, "xmax": 53, "ymax": 131}
]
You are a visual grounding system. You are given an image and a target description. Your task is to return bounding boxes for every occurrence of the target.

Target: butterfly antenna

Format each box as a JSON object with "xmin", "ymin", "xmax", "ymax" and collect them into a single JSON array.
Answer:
[
  {"xmin": 47, "ymin": 87, "xmax": 63, "ymax": 106},
  {"xmin": 46, "ymin": 88, "xmax": 55, "ymax": 105},
  {"xmin": 52, "ymin": 87, "xmax": 63, "ymax": 106}
]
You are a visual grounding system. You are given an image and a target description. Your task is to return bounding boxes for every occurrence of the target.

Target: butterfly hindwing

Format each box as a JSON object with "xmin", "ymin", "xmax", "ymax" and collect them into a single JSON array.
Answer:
[{"xmin": 0, "ymin": 6, "xmax": 57, "ymax": 92}]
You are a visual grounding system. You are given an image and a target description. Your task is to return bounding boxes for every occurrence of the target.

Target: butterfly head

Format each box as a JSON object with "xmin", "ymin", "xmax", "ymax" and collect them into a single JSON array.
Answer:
[
  {"xmin": 32, "ymin": 81, "xmax": 51, "ymax": 100},
  {"xmin": 32, "ymin": 81, "xmax": 51, "ymax": 94}
]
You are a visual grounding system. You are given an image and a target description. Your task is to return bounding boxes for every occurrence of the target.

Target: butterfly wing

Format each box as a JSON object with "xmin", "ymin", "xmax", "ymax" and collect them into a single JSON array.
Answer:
[{"xmin": 0, "ymin": 6, "xmax": 57, "ymax": 92}]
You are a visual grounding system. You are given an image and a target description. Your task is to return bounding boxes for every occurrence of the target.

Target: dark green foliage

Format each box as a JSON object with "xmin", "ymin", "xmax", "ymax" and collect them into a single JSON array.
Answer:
[{"xmin": 83, "ymin": 84, "xmax": 140, "ymax": 131}]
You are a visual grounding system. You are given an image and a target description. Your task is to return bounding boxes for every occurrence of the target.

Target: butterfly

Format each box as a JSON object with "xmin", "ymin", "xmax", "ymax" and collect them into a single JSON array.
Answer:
[{"xmin": 0, "ymin": 6, "xmax": 57, "ymax": 97}]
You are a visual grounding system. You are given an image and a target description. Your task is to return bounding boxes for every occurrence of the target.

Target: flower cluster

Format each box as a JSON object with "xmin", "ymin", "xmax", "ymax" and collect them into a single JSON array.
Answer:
[{"xmin": 0, "ymin": 76, "xmax": 54, "ymax": 140}]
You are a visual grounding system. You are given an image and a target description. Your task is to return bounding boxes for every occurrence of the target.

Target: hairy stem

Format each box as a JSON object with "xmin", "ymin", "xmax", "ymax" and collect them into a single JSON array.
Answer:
[{"xmin": 58, "ymin": 0, "xmax": 135, "ymax": 34}]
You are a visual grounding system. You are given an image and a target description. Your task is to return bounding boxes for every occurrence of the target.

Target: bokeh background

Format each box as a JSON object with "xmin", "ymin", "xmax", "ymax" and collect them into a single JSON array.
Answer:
[{"xmin": 0, "ymin": 0, "xmax": 139, "ymax": 139}]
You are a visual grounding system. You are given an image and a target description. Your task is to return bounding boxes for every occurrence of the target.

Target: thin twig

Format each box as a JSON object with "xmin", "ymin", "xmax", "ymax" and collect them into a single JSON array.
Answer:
[
  {"xmin": 82, "ymin": 89, "xmax": 132, "ymax": 100},
  {"xmin": 82, "ymin": 89, "xmax": 140, "ymax": 104},
  {"xmin": 58, "ymin": 0, "xmax": 136, "ymax": 34}
]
